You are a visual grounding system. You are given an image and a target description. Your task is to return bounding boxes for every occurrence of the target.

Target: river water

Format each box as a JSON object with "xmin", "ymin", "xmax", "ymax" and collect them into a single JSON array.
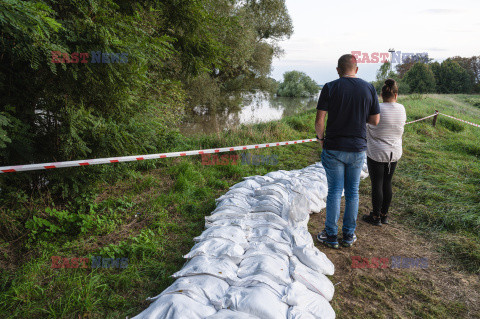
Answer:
[{"xmin": 180, "ymin": 91, "xmax": 320, "ymax": 135}]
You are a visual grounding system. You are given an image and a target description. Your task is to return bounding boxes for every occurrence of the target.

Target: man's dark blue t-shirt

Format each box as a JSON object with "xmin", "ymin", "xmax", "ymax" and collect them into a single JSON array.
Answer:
[{"xmin": 317, "ymin": 77, "xmax": 380, "ymax": 152}]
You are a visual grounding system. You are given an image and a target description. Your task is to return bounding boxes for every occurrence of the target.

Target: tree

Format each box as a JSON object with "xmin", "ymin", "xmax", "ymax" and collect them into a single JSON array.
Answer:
[
  {"xmin": 403, "ymin": 63, "xmax": 436, "ymax": 93},
  {"xmin": 431, "ymin": 59, "xmax": 473, "ymax": 93},
  {"xmin": 450, "ymin": 56, "xmax": 480, "ymax": 92},
  {"xmin": 276, "ymin": 71, "xmax": 320, "ymax": 97},
  {"xmin": 395, "ymin": 54, "xmax": 431, "ymax": 78}
]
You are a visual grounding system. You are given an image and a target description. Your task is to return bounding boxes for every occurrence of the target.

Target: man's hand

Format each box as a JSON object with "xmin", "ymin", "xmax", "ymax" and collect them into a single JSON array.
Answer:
[{"xmin": 368, "ymin": 114, "xmax": 380, "ymax": 125}]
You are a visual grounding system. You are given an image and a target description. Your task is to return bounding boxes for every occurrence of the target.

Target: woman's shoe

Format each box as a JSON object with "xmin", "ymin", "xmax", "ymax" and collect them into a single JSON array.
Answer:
[
  {"xmin": 362, "ymin": 212, "xmax": 382, "ymax": 226},
  {"xmin": 380, "ymin": 214, "xmax": 389, "ymax": 224}
]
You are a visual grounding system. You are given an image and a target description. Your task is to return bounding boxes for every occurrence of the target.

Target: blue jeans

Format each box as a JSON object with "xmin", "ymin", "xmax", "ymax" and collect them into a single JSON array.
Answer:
[{"xmin": 321, "ymin": 149, "xmax": 366, "ymax": 236}]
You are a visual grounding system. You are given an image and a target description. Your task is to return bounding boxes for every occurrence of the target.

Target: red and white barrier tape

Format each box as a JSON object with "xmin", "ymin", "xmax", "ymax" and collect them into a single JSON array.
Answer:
[
  {"xmin": 0, "ymin": 138, "xmax": 317, "ymax": 173},
  {"xmin": 439, "ymin": 113, "xmax": 480, "ymax": 128},
  {"xmin": 405, "ymin": 113, "xmax": 438, "ymax": 125}
]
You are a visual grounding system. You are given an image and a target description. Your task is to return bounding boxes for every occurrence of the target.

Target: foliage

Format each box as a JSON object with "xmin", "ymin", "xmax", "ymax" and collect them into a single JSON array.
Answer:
[
  {"xmin": 276, "ymin": 71, "xmax": 320, "ymax": 97},
  {"xmin": 403, "ymin": 63, "xmax": 436, "ymax": 93},
  {"xmin": 0, "ymin": 0, "xmax": 293, "ymax": 199},
  {"xmin": 431, "ymin": 60, "xmax": 473, "ymax": 93},
  {"xmin": 395, "ymin": 53, "xmax": 431, "ymax": 78}
]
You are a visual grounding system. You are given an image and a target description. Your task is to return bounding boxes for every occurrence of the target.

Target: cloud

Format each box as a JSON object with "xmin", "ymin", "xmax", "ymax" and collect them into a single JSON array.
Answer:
[
  {"xmin": 426, "ymin": 47, "xmax": 447, "ymax": 52},
  {"xmin": 421, "ymin": 9, "xmax": 461, "ymax": 14}
]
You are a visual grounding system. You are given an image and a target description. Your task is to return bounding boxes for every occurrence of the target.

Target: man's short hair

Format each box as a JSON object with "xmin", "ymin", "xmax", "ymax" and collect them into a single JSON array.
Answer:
[{"xmin": 337, "ymin": 54, "xmax": 357, "ymax": 75}]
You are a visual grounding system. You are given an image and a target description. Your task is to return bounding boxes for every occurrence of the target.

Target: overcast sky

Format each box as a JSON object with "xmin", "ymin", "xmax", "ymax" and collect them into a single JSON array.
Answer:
[{"xmin": 271, "ymin": 0, "xmax": 480, "ymax": 84}]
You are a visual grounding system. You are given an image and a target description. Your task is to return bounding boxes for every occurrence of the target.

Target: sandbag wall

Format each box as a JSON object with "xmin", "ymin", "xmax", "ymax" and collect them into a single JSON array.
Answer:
[{"xmin": 132, "ymin": 161, "xmax": 369, "ymax": 319}]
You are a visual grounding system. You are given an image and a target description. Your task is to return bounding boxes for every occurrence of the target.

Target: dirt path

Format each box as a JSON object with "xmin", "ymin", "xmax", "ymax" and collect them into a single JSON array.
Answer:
[{"xmin": 307, "ymin": 181, "xmax": 480, "ymax": 319}]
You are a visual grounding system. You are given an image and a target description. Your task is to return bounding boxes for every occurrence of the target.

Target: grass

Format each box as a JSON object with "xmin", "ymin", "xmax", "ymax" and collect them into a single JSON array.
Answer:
[{"xmin": 0, "ymin": 94, "xmax": 479, "ymax": 318}]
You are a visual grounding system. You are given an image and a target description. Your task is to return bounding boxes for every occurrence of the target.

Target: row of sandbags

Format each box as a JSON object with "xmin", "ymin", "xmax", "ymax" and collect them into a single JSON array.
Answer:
[{"xmin": 132, "ymin": 161, "xmax": 369, "ymax": 319}]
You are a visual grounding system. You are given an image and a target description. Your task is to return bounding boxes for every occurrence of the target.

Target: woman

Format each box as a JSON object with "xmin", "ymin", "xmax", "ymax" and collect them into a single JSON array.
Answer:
[{"xmin": 363, "ymin": 79, "xmax": 406, "ymax": 226}]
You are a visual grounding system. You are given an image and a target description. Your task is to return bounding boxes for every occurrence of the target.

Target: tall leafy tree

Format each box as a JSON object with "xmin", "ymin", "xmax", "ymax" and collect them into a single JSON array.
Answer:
[
  {"xmin": 431, "ymin": 59, "xmax": 473, "ymax": 93},
  {"xmin": 403, "ymin": 63, "xmax": 436, "ymax": 93}
]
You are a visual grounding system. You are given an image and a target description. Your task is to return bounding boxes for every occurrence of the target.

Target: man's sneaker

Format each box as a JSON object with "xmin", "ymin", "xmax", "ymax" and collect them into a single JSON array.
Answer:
[
  {"xmin": 341, "ymin": 233, "xmax": 357, "ymax": 247},
  {"xmin": 380, "ymin": 214, "xmax": 389, "ymax": 224},
  {"xmin": 317, "ymin": 229, "xmax": 339, "ymax": 249},
  {"xmin": 362, "ymin": 212, "xmax": 382, "ymax": 226}
]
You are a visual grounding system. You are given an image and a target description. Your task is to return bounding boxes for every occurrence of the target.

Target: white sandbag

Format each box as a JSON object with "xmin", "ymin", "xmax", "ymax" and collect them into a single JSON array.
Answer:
[
  {"xmin": 212, "ymin": 205, "xmax": 246, "ymax": 215},
  {"xmin": 217, "ymin": 188, "xmax": 255, "ymax": 200},
  {"xmin": 206, "ymin": 212, "xmax": 288, "ymax": 231},
  {"xmin": 172, "ymin": 256, "xmax": 238, "ymax": 283},
  {"xmin": 148, "ymin": 275, "xmax": 229, "ymax": 306},
  {"xmin": 282, "ymin": 227, "xmax": 314, "ymax": 248},
  {"xmin": 244, "ymin": 241, "xmax": 293, "ymax": 258},
  {"xmin": 293, "ymin": 245, "xmax": 335, "ymax": 276},
  {"xmin": 251, "ymin": 200, "xmax": 283, "ymax": 216},
  {"xmin": 231, "ymin": 273, "xmax": 286, "ymax": 297},
  {"xmin": 216, "ymin": 286, "xmax": 289, "ymax": 319},
  {"xmin": 237, "ymin": 254, "xmax": 291, "ymax": 285},
  {"xmin": 216, "ymin": 197, "xmax": 252, "ymax": 210},
  {"xmin": 248, "ymin": 227, "xmax": 290, "ymax": 244},
  {"xmin": 264, "ymin": 171, "xmax": 289, "ymax": 180},
  {"xmin": 289, "ymin": 194, "xmax": 310, "ymax": 225},
  {"xmin": 230, "ymin": 179, "xmax": 261, "ymax": 190},
  {"xmin": 287, "ymin": 306, "xmax": 317, "ymax": 319},
  {"xmin": 290, "ymin": 256, "xmax": 335, "ymax": 301},
  {"xmin": 215, "ymin": 194, "xmax": 258, "ymax": 207},
  {"xmin": 282, "ymin": 282, "xmax": 335, "ymax": 319},
  {"xmin": 193, "ymin": 226, "xmax": 248, "ymax": 248},
  {"xmin": 184, "ymin": 238, "xmax": 245, "ymax": 264},
  {"xmin": 247, "ymin": 211, "xmax": 288, "ymax": 227},
  {"xmin": 131, "ymin": 293, "xmax": 216, "ymax": 319},
  {"xmin": 243, "ymin": 175, "xmax": 274, "ymax": 185},
  {"xmin": 257, "ymin": 183, "xmax": 289, "ymax": 199},
  {"xmin": 206, "ymin": 210, "xmax": 248, "ymax": 222},
  {"xmin": 206, "ymin": 309, "xmax": 260, "ymax": 319}
]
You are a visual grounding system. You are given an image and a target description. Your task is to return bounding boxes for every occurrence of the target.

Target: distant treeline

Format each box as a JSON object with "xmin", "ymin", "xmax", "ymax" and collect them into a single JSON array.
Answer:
[
  {"xmin": 0, "ymin": 0, "xmax": 292, "ymax": 198},
  {"xmin": 373, "ymin": 55, "xmax": 480, "ymax": 94}
]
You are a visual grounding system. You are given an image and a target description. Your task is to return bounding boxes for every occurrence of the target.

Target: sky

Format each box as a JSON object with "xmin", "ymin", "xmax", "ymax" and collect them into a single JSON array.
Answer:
[{"xmin": 271, "ymin": 0, "xmax": 480, "ymax": 84}]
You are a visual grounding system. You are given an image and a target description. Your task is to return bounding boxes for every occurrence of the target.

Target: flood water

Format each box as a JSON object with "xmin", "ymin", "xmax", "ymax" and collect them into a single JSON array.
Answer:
[{"xmin": 181, "ymin": 91, "xmax": 320, "ymax": 135}]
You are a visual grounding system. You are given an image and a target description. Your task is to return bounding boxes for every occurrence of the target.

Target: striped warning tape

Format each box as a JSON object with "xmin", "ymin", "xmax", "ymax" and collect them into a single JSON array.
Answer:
[
  {"xmin": 405, "ymin": 113, "xmax": 438, "ymax": 125},
  {"xmin": 439, "ymin": 112, "xmax": 480, "ymax": 128},
  {"xmin": 0, "ymin": 138, "xmax": 317, "ymax": 173}
]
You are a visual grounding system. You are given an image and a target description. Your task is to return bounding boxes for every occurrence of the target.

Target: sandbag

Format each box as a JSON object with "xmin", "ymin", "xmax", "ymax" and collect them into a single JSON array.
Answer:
[
  {"xmin": 231, "ymin": 273, "xmax": 286, "ymax": 297},
  {"xmin": 293, "ymin": 245, "xmax": 335, "ymax": 276},
  {"xmin": 244, "ymin": 241, "xmax": 293, "ymax": 258},
  {"xmin": 230, "ymin": 179, "xmax": 261, "ymax": 190},
  {"xmin": 290, "ymin": 256, "xmax": 335, "ymax": 301},
  {"xmin": 237, "ymin": 254, "xmax": 291, "ymax": 285},
  {"xmin": 147, "ymin": 275, "xmax": 229, "ymax": 306},
  {"xmin": 131, "ymin": 293, "xmax": 216, "ymax": 319},
  {"xmin": 282, "ymin": 226, "xmax": 314, "ymax": 248},
  {"xmin": 248, "ymin": 226, "xmax": 290, "ymax": 244},
  {"xmin": 193, "ymin": 225, "xmax": 248, "ymax": 248},
  {"xmin": 282, "ymin": 282, "xmax": 335, "ymax": 319},
  {"xmin": 287, "ymin": 306, "xmax": 317, "ymax": 319},
  {"xmin": 215, "ymin": 286, "xmax": 289, "ymax": 319},
  {"xmin": 172, "ymin": 256, "xmax": 238, "ymax": 283},
  {"xmin": 184, "ymin": 238, "xmax": 245, "ymax": 264}
]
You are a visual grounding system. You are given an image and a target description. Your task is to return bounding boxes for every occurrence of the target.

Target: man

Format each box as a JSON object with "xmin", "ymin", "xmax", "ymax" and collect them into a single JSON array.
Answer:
[{"xmin": 315, "ymin": 54, "xmax": 380, "ymax": 248}]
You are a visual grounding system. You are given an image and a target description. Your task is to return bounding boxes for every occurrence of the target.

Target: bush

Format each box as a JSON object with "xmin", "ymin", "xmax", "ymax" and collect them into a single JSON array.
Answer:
[{"xmin": 277, "ymin": 71, "xmax": 320, "ymax": 97}]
